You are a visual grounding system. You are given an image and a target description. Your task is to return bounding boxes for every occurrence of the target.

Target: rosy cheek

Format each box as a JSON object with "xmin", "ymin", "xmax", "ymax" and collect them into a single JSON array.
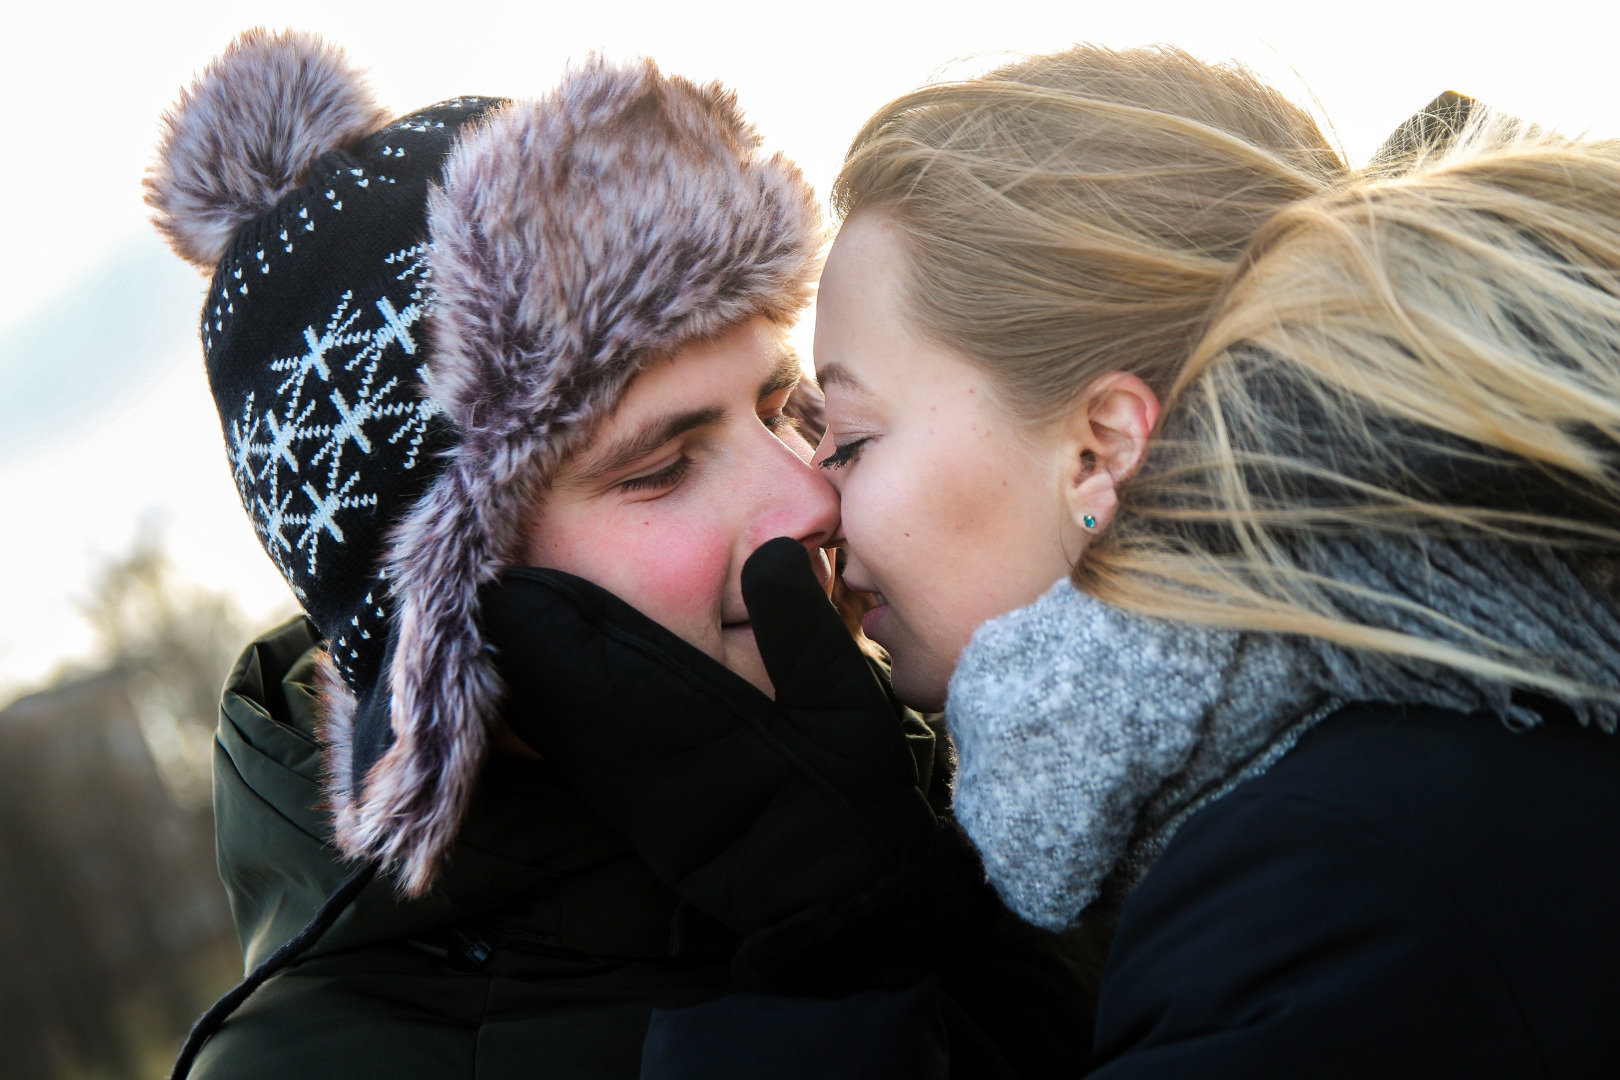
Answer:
[
  {"xmin": 540, "ymin": 512, "xmax": 732, "ymax": 658},
  {"xmin": 618, "ymin": 523, "xmax": 731, "ymax": 633}
]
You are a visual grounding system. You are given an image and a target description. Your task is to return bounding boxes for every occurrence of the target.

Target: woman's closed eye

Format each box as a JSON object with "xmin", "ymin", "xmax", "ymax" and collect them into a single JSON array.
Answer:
[
  {"xmin": 618, "ymin": 454, "xmax": 695, "ymax": 494},
  {"xmin": 819, "ymin": 437, "xmax": 869, "ymax": 470}
]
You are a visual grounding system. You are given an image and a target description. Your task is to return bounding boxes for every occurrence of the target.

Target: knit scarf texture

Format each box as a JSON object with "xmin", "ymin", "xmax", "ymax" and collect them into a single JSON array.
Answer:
[{"xmin": 945, "ymin": 535, "xmax": 1620, "ymax": 932}]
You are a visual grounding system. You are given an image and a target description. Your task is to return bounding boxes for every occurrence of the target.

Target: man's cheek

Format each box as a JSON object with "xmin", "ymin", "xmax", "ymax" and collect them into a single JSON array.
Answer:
[{"xmin": 609, "ymin": 522, "xmax": 734, "ymax": 636}]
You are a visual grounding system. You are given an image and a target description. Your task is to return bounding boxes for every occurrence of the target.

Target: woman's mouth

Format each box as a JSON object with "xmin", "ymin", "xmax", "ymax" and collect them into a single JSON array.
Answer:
[{"xmin": 859, "ymin": 592, "xmax": 889, "ymax": 638}]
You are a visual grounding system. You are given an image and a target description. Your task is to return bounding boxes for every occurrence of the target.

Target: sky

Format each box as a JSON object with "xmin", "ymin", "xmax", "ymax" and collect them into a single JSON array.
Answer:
[{"xmin": 2, "ymin": 0, "xmax": 1617, "ymax": 699}]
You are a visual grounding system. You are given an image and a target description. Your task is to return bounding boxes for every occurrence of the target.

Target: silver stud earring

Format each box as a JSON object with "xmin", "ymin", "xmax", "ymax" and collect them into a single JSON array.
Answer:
[{"xmin": 1082, "ymin": 515, "xmax": 1097, "ymax": 530}]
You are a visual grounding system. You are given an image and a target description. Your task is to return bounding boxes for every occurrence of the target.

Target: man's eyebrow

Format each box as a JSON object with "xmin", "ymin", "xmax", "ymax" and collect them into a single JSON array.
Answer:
[
  {"xmin": 814, "ymin": 362, "xmax": 868, "ymax": 394},
  {"xmin": 759, "ymin": 352, "xmax": 803, "ymax": 400},
  {"xmin": 569, "ymin": 406, "xmax": 726, "ymax": 486}
]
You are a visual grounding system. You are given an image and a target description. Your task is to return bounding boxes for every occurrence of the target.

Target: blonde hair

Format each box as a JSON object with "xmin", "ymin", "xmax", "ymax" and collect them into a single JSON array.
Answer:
[
  {"xmin": 1101, "ymin": 119, "xmax": 1620, "ymax": 699},
  {"xmin": 833, "ymin": 45, "xmax": 1345, "ymax": 418},
  {"xmin": 835, "ymin": 46, "xmax": 1620, "ymax": 703}
]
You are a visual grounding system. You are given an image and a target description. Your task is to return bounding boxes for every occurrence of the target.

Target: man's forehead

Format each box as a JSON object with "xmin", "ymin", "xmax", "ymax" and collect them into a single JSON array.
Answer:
[{"xmin": 629, "ymin": 336, "xmax": 800, "ymax": 398}]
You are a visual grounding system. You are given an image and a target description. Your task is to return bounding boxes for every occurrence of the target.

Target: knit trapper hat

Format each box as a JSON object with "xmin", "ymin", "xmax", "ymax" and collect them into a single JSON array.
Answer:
[{"xmin": 147, "ymin": 29, "xmax": 822, "ymax": 896}]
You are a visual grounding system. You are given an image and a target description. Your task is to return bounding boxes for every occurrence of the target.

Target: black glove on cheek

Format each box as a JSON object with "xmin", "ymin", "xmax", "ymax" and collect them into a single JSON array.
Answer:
[
  {"xmin": 742, "ymin": 538, "xmax": 931, "ymax": 855},
  {"xmin": 479, "ymin": 566, "xmax": 934, "ymax": 936},
  {"xmin": 742, "ymin": 539, "xmax": 899, "ymax": 746}
]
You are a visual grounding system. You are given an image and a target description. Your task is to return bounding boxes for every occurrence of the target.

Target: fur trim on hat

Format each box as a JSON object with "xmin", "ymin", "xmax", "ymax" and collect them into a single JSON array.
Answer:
[
  {"xmin": 146, "ymin": 28, "xmax": 391, "ymax": 268},
  {"xmin": 312, "ymin": 648, "xmax": 359, "ymax": 811},
  {"xmin": 329, "ymin": 58, "xmax": 822, "ymax": 895}
]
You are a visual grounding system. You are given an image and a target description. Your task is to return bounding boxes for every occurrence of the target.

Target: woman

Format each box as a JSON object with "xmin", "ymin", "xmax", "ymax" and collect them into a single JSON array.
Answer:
[
  {"xmin": 811, "ymin": 45, "xmax": 1620, "ymax": 1074},
  {"xmin": 147, "ymin": 30, "xmax": 1090, "ymax": 1080}
]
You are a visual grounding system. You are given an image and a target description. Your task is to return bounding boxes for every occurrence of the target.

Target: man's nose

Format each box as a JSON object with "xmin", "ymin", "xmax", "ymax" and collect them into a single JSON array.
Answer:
[{"xmin": 745, "ymin": 425, "xmax": 841, "ymax": 556}]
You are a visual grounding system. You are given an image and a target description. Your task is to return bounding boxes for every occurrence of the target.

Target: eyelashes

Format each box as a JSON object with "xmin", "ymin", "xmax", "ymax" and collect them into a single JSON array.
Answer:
[
  {"xmin": 819, "ymin": 437, "xmax": 869, "ymax": 470},
  {"xmin": 618, "ymin": 455, "xmax": 694, "ymax": 493},
  {"xmin": 617, "ymin": 412, "xmax": 789, "ymax": 495},
  {"xmin": 615, "ymin": 407, "xmax": 807, "ymax": 495}
]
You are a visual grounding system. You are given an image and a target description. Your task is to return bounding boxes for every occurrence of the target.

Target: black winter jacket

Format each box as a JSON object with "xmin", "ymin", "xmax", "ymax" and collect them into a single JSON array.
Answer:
[
  {"xmin": 198, "ymin": 617, "xmax": 1097, "ymax": 1079},
  {"xmin": 1090, "ymin": 701, "xmax": 1620, "ymax": 1077}
]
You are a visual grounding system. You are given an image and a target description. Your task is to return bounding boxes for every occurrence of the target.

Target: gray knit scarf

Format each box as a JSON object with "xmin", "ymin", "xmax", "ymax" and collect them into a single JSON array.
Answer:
[{"xmin": 945, "ymin": 535, "xmax": 1620, "ymax": 932}]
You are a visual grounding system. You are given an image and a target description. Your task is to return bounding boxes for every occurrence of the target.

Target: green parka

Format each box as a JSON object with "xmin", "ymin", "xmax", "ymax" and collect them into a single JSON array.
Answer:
[{"xmin": 196, "ymin": 617, "xmax": 1101, "ymax": 1078}]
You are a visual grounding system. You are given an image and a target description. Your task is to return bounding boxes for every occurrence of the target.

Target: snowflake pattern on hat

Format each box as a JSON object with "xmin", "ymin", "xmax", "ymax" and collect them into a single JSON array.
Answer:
[
  {"xmin": 223, "ymin": 246, "xmax": 438, "ymax": 590},
  {"xmin": 201, "ymin": 98, "xmax": 500, "ymax": 690}
]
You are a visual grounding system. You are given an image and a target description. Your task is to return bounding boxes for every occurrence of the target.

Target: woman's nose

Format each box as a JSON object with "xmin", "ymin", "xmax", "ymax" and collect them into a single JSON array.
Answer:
[
  {"xmin": 809, "ymin": 428, "xmax": 839, "ymax": 475},
  {"xmin": 809, "ymin": 428, "xmax": 831, "ymax": 466}
]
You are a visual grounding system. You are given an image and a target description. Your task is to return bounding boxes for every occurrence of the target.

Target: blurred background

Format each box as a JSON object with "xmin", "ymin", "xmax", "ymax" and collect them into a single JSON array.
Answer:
[{"xmin": 2, "ymin": 0, "xmax": 1616, "ymax": 1074}]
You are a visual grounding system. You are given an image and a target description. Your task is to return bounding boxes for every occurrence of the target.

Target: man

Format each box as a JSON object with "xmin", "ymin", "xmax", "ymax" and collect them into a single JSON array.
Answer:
[{"xmin": 148, "ymin": 30, "xmax": 1091, "ymax": 1078}]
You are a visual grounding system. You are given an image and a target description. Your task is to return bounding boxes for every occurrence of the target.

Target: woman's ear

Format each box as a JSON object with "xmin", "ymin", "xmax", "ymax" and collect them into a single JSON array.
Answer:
[{"xmin": 1056, "ymin": 372, "xmax": 1161, "ymax": 534}]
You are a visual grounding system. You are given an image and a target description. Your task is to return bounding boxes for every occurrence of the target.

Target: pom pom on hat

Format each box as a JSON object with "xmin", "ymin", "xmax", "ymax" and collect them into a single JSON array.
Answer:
[{"xmin": 146, "ymin": 28, "xmax": 391, "ymax": 268}]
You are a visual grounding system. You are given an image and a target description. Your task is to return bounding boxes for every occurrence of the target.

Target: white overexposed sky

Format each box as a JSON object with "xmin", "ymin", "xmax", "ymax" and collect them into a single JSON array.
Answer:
[{"xmin": 2, "ymin": 0, "xmax": 1617, "ymax": 699}]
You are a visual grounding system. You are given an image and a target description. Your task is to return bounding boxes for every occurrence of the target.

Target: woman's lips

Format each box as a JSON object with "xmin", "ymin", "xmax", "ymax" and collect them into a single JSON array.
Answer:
[{"xmin": 859, "ymin": 592, "xmax": 889, "ymax": 639}]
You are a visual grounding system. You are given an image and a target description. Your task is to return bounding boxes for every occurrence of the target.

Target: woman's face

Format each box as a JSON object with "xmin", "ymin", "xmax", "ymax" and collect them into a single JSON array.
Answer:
[
  {"xmin": 523, "ymin": 317, "xmax": 837, "ymax": 697},
  {"xmin": 811, "ymin": 215, "xmax": 1084, "ymax": 710}
]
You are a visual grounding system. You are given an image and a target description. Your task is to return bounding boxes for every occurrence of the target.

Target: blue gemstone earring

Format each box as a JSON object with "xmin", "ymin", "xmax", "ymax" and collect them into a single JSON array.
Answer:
[{"xmin": 1082, "ymin": 515, "xmax": 1097, "ymax": 530}]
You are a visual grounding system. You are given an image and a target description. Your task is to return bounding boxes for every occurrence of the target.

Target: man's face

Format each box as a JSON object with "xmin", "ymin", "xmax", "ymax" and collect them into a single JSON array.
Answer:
[{"xmin": 522, "ymin": 317, "xmax": 839, "ymax": 697}]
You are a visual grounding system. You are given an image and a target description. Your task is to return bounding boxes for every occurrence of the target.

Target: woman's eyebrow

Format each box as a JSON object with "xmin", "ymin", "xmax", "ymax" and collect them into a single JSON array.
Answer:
[
  {"xmin": 570, "ymin": 406, "xmax": 726, "ymax": 486},
  {"xmin": 814, "ymin": 362, "xmax": 868, "ymax": 394}
]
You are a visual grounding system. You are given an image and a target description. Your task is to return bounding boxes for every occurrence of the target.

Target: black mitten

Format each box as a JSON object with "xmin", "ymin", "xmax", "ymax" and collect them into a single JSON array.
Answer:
[{"xmin": 480, "ymin": 539, "xmax": 937, "ymax": 935}]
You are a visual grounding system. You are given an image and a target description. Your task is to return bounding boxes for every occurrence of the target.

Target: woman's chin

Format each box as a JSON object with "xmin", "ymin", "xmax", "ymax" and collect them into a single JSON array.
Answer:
[
  {"xmin": 882, "ymin": 644, "xmax": 951, "ymax": 714},
  {"xmin": 891, "ymin": 670, "xmax": 947, "ymax": 713}
]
